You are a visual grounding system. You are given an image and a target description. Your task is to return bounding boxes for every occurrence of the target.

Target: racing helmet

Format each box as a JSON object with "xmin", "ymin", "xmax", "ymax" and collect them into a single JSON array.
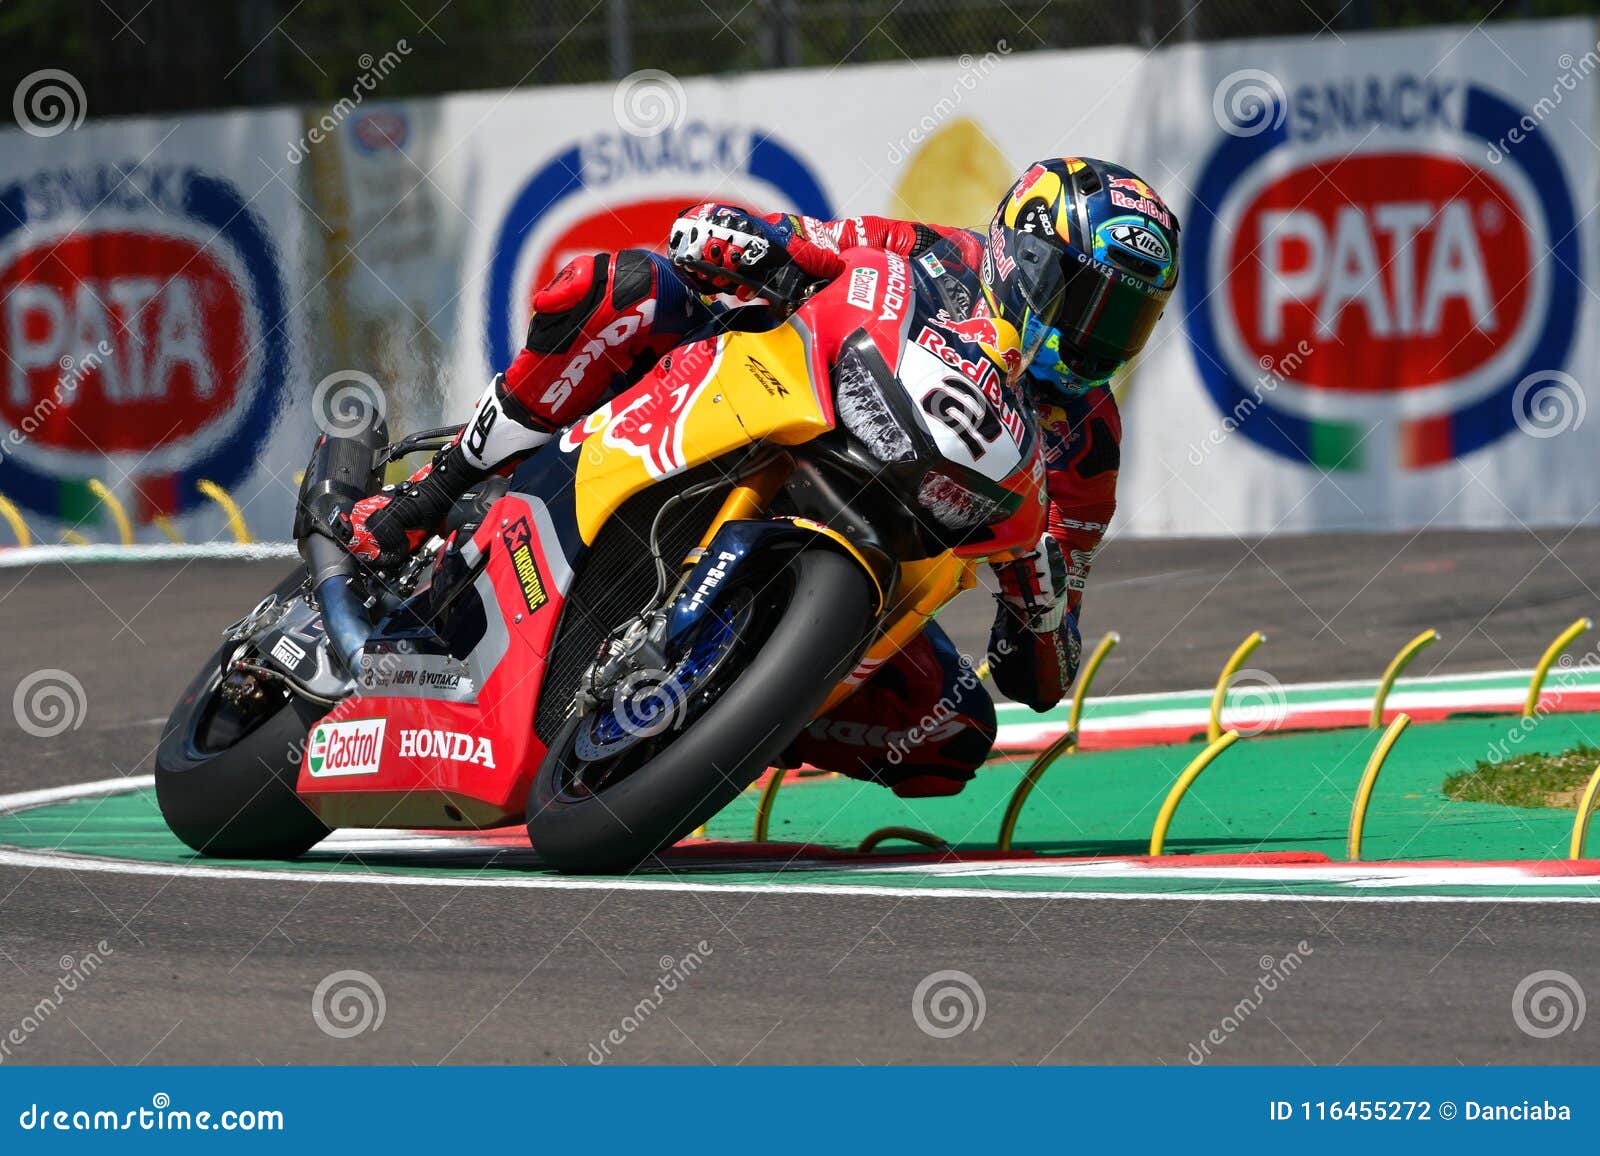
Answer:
[{"xmin": 980, "ymin": 157, "xmax": 1179, "ymax": 393}]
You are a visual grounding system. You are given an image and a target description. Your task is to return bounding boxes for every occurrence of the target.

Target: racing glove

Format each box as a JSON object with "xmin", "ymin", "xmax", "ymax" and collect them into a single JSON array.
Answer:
[
  {"xmin": 667, "ymin": 203, "xmax": 845, "ymax": 300},
  {"xmin": 986, "ymin": 534, "xmax": 1082, "ymax": 712},
  {"xmin": 345, "ymin": 460, "xmax": 449, "ymax": 567},
  {"xmin": 990, "ymin": 534, "xmax": 1070, "ymax": 634},
  {"xmin": 345, "ymin": 374, "xmax": 553, "ymax": 567}
]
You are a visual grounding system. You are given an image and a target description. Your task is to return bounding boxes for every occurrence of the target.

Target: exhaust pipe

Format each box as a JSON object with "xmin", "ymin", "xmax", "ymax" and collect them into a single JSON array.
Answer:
[{"xmin": 295, "ymin": 421, "xmax": 388, "ymax": 677}]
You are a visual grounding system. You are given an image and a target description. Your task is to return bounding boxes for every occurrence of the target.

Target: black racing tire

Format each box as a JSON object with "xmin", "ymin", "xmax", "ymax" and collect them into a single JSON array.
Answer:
[
  {"xmin": 155, "ymin": 645, "xmax": 332, "ymax": 859},
  {"xmin": 526, "ymin": 548, "xmax": 875, "ymax": 873}
]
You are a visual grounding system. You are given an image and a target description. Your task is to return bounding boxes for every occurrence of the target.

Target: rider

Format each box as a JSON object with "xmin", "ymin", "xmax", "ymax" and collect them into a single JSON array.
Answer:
[{"xmin": 347, "ymin": 157, "xmax": 1179, "ymax": 798}]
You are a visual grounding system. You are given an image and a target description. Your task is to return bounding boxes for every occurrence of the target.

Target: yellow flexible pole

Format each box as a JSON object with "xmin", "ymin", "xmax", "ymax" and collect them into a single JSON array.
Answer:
[
  {"xmin": 1069, "ymin": 631, "xmax": 1119, "ymax": 735},
  {"xmin": 752, "ymin": 769, "xmax": 787, "ymax": 843},
  {"xmin": 1524, "ymin": 617, "xmax": 1592, "ymax": 718},
  {"xmin": 0, "ymin": 494, "xmax": 32, "ymax": 547},
  {"xmin": 1346, "ymin": 712, "xmax": 1411, "ymax": 862},
  {"xmin": 857, "ymin": 826, "xmax": 948, "ymax": 853},
  {"xmin": 1208, "ymin": 631, "xmax": 1266, "ymax": 741},
  {"xmin": 196, "ymin": 479, "xmax": 252, "ymax": 544},
  {"xmin": 996, "ymin": 730, "xmax": 1078, "ymax": 854},
  {"xmin": 1570, "ymin": 761, "xmax": 1600, "ymax": 861},
  {"xmin": 996, "ymin": 631, "xmax": 1120, "ymax": 852},
  {"xmin": 150, "ymin": 514, "xmax": 184, "ymax": 544},
  {"xmin": 1145, "ymin": 730, "xmax": 1241, "ymax": 858},
  {"xmin": 86, "ymin": 479, "xmax": 134, "ymax": 546},
  {"xmin": 60, "ymin": 530, "xmax": 90, "ymax": 546},
  {"xmin": 1369, "ymin": 629, "xmax": 1437, "ymax": 728},
  {"xmin": 1149, "ymin": 730, "xmax": 1240, "ymax": 856}
]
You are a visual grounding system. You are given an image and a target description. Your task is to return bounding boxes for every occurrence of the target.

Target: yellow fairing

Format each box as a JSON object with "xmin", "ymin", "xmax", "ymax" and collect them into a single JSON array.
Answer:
[
  {"xmin": 816, "ymin": 552, "xmax": 979, "ymax": 715},
  {"xmin": 571, "ymin": 324, "xmax": 831, "ymax": 543}
]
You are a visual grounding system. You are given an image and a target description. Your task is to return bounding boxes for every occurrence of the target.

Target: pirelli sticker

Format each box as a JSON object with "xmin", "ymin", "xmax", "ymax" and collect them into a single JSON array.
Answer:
[{"xmin": 501, "ymin": 516, "xmax": 548, "ymax": 613}]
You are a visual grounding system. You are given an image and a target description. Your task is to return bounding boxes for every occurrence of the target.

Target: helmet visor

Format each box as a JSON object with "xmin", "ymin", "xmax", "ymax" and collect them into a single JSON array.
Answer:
[{"xmin": 1041, "ymin": 255, "xmax": 1169, "ymax": 363}]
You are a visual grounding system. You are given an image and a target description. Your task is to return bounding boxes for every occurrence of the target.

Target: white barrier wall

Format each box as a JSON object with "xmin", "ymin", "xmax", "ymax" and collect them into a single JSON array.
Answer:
[{"xmin": 0, "ymin": 19, "xmax": 1594, "ymax": 541}]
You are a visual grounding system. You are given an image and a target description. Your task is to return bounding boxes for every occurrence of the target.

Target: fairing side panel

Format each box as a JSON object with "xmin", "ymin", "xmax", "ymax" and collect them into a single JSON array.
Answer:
[
  {"xmin": 297, "ymin": 492, "xmax": 573, "ymax": 830},
  {"xmin": 560, "ymin": 323, "xmax": 832, "ymax": 544}
]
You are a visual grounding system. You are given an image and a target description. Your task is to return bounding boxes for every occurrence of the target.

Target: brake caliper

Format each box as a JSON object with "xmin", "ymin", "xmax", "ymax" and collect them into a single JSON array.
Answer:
[{"xmin": 573, "ymin": 603, "xmax": 745, "ymax": 760}]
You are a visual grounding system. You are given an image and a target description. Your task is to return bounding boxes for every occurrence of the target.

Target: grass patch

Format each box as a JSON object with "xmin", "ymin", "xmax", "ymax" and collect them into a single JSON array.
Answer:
[{"xmin": 1443, "ymin": 745, "xmax": 1600, "ymax": 809}]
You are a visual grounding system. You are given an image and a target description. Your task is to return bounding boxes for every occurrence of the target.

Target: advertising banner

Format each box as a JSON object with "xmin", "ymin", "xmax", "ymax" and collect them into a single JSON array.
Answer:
[
  {"xmin": 0, "ymin": 107, "xmax": 309, "ymax": 542},
  {"xmin": 1127, "ymin": 18, "xmax": 1599, "ymax": 534},
  {"xmin": 1, "ymin": 19, "xmax": 1595, "ymax": 542}
]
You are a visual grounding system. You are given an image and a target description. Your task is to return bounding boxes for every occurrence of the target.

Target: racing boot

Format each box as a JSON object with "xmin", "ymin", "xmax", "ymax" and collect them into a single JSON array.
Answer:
[{"xmin": 347, "ymin": 374, "xmax": 554, "ymax": 566}]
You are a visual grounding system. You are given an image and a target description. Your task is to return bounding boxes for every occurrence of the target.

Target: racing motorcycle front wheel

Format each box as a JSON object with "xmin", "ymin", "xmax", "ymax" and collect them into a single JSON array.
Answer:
[
  {"xmin": 526, "ymin": 548, "xmax": 876, "ymax": 873},
  {"xmin": 155, "ymin": 643, "xmax": 331, "ymax": 859}
]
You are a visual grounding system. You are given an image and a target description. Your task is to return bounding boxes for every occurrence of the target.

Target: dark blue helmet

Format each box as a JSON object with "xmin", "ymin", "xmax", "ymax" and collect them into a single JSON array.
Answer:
[{"xmin": 981, "ymin": 157, "xmax": 1179, "ymax": 393}]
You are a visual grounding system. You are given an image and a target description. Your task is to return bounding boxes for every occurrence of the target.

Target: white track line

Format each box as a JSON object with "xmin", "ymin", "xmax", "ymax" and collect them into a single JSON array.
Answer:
[
  {"xmin": 0, "ymin": 774, "xmax": 156, "ymax": 812},
  {"xmin": 2, "ymin": 777, "xmax": 1597, "ymax": 904},
  {"xmin": 0, "ymin": 543, "xmax": 299, "ymax": 567}
]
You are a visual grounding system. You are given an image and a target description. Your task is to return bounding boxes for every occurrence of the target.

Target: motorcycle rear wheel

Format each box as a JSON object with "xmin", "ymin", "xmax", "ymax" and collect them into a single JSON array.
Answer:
[{"xmin": 526, "ymin": 548, "xmax": 875, "ymax": 873}]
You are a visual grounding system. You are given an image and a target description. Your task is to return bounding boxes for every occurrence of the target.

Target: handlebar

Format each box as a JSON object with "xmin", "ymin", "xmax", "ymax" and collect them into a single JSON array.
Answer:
[
  {"xmin": 679, "ymin": 258, "xmax": 822, "ymax": 313},
  {"xmin": 376, "ymin": 423, "xmax": 465, "ymax": 467}
]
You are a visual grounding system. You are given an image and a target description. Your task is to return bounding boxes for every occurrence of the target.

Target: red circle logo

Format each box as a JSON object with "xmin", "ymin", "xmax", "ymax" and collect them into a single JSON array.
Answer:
[
  {"xmin": 1227, "ymin": 152, "xmax": 1531, "ymax": 394},
  {"xmin": 0, "ymin": 229, "xmax": 248, "ymax": 454}
]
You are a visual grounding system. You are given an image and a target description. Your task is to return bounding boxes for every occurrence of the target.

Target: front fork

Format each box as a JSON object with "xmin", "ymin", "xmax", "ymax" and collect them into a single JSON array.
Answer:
[{"xmin": 666, "ymin": 457, "xmax": 979, "ymax": 718}]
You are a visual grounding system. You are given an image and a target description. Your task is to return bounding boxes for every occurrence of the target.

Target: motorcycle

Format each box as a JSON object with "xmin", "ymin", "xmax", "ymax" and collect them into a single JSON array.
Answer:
[{"xmin": 154, "ymin": 245, "xmax": 1048, "ymax": 873}]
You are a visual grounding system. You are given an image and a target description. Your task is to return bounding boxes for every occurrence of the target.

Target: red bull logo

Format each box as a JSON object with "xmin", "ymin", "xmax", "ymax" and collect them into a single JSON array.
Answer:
[
  {"xmin": 564, "ymin": 333, "xmax": 723, "ymax": 478},
  {"xmin": 943, "ymin": 316, "xmax": 1001, "ymax": 347},
  {"xmin": 1108, "ymin": 176, "xmax": 1173, "ymax": 228}
]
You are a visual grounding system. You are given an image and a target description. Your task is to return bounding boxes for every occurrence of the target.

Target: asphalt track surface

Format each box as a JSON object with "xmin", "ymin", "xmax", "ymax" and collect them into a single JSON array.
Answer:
[{"xmin": 3, "ymin": 529, "xmax": 1600, "ymax": 1065}]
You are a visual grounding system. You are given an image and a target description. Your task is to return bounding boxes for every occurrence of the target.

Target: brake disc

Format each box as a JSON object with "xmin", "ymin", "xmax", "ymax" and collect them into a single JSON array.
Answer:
[{"xmin": 573, "ymin": 596, "xmax": 751, "ymax": 762}]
